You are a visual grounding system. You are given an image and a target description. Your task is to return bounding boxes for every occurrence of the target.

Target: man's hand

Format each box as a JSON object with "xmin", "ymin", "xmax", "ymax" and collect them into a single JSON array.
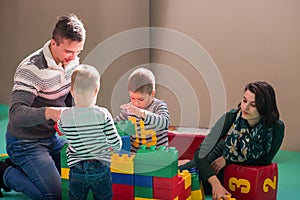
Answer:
[{"xmin": 45, "ymin": 107, "xmax": 67, "ymax": 122}]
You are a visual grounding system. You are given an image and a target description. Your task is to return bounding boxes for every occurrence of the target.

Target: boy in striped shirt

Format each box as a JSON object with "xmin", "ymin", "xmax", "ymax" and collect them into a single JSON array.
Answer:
[
  {"xmin": 58, "ymin": 64, "xmax": 122, "ymax": 200},
  {"xmin": 114, "ymin": 67, "xmax": 170, "ymax": 153}
]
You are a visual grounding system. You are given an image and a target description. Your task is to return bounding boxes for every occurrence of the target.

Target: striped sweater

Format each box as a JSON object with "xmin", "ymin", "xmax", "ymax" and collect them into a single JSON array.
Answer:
[
  {"xmin": 7, "ymin": 41, "xmax": 79, "ymax": 139},
  {"xmin": 58, "ymin": 106, "xmax": 122, "ymax": 167},
  {"xmin": 114, "ymin": 98, "xmax": 170, "ymax": 152}
]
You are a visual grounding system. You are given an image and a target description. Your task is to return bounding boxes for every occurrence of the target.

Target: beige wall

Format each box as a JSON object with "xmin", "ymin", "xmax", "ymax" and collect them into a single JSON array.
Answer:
[
  {"xmin": 150, "ymin": 0, "xmax": 300, "ymax": 151},
  {"xmin": 0, "ymin": 0, "xmax": 299, "ymax": 151},
  {"xmin": 0, "ymin": 0, "xmax": 150, "ymax": 111}
]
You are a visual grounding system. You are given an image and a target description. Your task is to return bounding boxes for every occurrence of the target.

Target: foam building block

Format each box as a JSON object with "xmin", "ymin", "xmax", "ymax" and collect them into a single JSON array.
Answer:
[
  {"xmin": 112, "ymin": 184, "xmax": 134, "ymax": 200},
  {"xmin": 167, "ymin": 132, "xmax": 205, "ymax": 160},
  {"xmin": 219, "ymin": 194, "xmax": 236, "ymax": 200},
  {"xmin": 153, "ymin": 172, "xmax": 191, "ymax": 200},
  {"xmin": 223, "ymin": 163, "xmax": 278, "ymax": 200},
  {"xmin": 115, "ymin": 120, "xmax": 135, "ymax": 154},
  {"xmin": 115, "ymin": 120, "xmax": 136, "ymax": 136},
  {"xmin": 120, "ymin": 135, "xmax": 131, "ymax": 154},
  {"xmin": 134, "ymin": 145, "xmax": 178, "ymax": 178},
  {"xmin": 61, "ymin": 133, "xmax": 199, "ymax": 200},
  {"xmin": 128, "ymin": 117, "xmax": 157, "ymax": 148},
  {"xmin": 189, "ymin": 168, "xmax": 205, "ymax": 200},
  {"xmin": 135, "ymin": 174, "xmax": 153, "ymax": 187},
  {"xmin": 111, "ymin": 153, "xmax": 135, "ymax": 174},
  {"xmin": 111, "ymin": 173, "xmax": 134, "ymax": 185},
  {"xmin": 60, "ymin": 143, "xmax": 70, "ymax": 200},
  {"xmin": 153, "ymin": 175, "xmax": 178, "ymax": 189},
  {"xmin": 177, "ymin": 170, "xmax": 192, "ymax": 200}
]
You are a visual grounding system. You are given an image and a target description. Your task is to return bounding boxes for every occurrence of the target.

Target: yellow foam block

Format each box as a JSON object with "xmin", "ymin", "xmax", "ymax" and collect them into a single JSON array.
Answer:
[
  {"xmin": 61, "ymin": 168, "xmax": 70, "ymax": 179},
  {"xmin": 110, "ymin": 153, "xmax": 135, "ymax": 174},
  {"xmin": 179, "ymin": 170, "xmax": 192, "ymax": 189},
  {"xmin": 191, "ymin": 189, "xmax": 204, "ymax": 200}
]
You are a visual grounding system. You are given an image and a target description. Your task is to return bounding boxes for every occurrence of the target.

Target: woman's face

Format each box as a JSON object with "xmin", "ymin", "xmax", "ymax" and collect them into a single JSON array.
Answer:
[{"xmin": 241, "ymin": 89, "xmax": 261, "ymax": 127}]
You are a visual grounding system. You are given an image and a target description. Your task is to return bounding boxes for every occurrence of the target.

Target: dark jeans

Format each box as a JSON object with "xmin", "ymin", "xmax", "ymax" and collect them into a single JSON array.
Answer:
[
  {"xmin": 69, "ymin": 160, "xmax": 112, "ymax": 200},
  {"xmin": 5, "ymin": 131, "xmax": 65, "ymax": 200}
]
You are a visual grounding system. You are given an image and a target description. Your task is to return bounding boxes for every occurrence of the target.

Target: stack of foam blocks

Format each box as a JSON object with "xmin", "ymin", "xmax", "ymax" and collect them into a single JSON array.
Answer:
[
  {"xmin": 111, "ymin": 145, "xmax": 198, "ymax": 200},
  {"xmin": 60, "ymin": 119, "xmax": 206, "ymax": 200},
  {"xmin": 61, "ymin": 144, "xmax": 205, "ymax": 200}
]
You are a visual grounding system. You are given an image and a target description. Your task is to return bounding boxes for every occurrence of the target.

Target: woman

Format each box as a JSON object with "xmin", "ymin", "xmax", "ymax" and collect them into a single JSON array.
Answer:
[{"xmin": 179, "ymin": 81, "xmax": 285, "ymax": 200}]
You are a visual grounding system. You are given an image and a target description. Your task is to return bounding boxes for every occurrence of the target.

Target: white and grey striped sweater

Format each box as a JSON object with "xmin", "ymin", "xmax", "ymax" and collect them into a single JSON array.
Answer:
[
  {"xmin": 58, "ymin": 106, "xmax": 122, "ymax": 167},
  {"xmin": 7, "ymin": 41, "xmax": 80, "ymax": 139},
  {"xmin": 114, "ymin": 98, "xmax": 170, "ymax": 153}
]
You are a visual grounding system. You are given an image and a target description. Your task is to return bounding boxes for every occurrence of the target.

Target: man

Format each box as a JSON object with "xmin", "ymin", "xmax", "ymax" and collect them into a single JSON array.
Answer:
[{"xmin": 0, "ymin": 13, "xmax": 86, "ymax": 199}]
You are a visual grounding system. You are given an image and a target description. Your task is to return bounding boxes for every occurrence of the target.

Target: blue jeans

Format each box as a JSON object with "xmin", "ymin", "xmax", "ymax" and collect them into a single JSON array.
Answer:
[
  {"xmin": 4, "ymin": 131, "xmax": 65, "ymax": 200},
  {"xmin": 69, "ymin": 161, "xmax": 112, "ymax": 200}
]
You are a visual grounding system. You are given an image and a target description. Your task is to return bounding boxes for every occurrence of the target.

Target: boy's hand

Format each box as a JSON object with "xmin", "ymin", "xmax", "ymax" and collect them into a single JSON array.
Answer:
[{"xmin": 120, "ymin": 103, "xmax": 146, "ymax": 119}]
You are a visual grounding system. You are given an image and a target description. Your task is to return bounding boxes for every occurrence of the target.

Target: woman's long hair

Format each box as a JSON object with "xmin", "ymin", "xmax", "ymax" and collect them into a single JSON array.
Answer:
[{"xmin": 241, "ymin": 81, "xmax": 280, "ymax": 126}]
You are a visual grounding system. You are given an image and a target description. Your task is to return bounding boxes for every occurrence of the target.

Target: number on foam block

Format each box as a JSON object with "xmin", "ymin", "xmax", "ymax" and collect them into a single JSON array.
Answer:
[
  {"xmin": 263, "ymin": 176, "xmax": 277, "ymax": 192},
  {"xmin": 229, "ymin": 177, "xmax": 250, "ymax": 193}
]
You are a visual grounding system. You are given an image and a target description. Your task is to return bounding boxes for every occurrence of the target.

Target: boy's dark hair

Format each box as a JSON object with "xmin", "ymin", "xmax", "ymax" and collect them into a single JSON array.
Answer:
[
  {"xmin": 52, "ymin": 13, "xmax": 86, "ymax": 45},
  {"xmin": 128, "ymin": 68, "xmax": 155, "ymax": 95},
  {"xmin": 242, "ymin": 81, "xmax": 280, "ymax": 126}
]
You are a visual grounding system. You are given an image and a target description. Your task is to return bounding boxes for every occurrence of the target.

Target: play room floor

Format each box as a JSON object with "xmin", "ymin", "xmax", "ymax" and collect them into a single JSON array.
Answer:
[{"xmin": 1, "ymin": 104, "xmax": 299, "ymax": 199}]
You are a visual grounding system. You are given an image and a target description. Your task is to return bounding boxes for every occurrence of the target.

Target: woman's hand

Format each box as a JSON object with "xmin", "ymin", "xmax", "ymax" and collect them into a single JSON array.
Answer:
[
  {"xmin": 210, "ymin": 156, "xmax": 226, "ymax": 175},
  {"xmin": 208, "ymin": 175, "xmax": 231, "ymax": 200}
]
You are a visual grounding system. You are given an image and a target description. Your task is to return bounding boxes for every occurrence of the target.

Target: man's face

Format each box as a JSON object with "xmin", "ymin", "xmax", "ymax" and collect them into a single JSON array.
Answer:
[{"xmin": 50, "ymin": 38, "xmax": 84, "ymax": 67}]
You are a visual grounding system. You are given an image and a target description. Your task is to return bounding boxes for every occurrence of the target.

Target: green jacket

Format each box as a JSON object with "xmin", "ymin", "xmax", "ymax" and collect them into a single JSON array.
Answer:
[{"xmin": 180, "ymin": 108, "xmax": 285, "ymax": 180}]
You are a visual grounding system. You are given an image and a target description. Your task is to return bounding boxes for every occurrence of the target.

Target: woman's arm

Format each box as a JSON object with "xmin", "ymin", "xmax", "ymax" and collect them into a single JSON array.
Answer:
[
  {"xmin": 198, "ymin": 109, "xmax": 239, "ymax": 159},
  {"xmin": 208, "ymin": 175, "xmax": 231, "ymax": 200}
]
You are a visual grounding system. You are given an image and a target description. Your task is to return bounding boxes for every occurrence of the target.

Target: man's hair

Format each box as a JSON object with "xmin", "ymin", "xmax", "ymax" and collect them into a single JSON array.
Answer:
[
  {"xmin": 71, "ymin": 64, "xmax": 100, "ymax": 94},
  {"xmin": 52, "ymin": 13, "xmax": 86, "ymax": 45},
  {"xmin": 128, "ymin": 68, "xmax": 155, "ymax": 94}
]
